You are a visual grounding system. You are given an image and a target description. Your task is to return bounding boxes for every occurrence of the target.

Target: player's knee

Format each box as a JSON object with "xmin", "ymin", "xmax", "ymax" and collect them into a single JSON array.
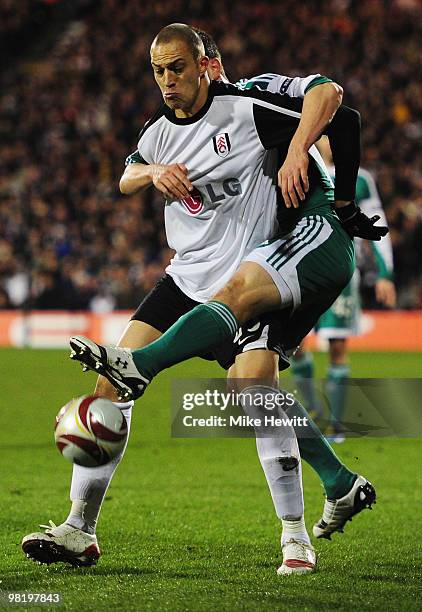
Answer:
[
  {"xmin": 233, "ymin": 351, "xmax": 278, "ymax": 388},
  {"xmin": 238, "ymin": 362, "xmax": 275, "ymax": 382},
  {"xmin": 213, "ymin": 276, "xmax": 256, "ymax": 324},
  {"xmin": 214, "ymin": 276, "xmax": 246, "ymax": 314}
]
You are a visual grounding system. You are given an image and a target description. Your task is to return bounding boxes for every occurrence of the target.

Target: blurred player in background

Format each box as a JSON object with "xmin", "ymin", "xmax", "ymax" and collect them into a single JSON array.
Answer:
[{"xmin": 291, "ymin": 137, "xmax": 396, "ymax": 443}]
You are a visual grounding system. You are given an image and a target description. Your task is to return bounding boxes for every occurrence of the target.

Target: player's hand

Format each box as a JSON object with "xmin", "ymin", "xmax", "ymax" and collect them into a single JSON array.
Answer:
[
  {"xmin": 150, "ymin": 163, "xmax": 193, "ymax": 199},
  {"xmin": 375, "ymin": 278, "xmax": 396, "ymax": 308},
  {"xmin": 278, "ymin": 146, "xmax": 309, "ymax": 209},
  {"xmin": 336, "ymin": 201, "xmax": 389, "ymax": 241}
]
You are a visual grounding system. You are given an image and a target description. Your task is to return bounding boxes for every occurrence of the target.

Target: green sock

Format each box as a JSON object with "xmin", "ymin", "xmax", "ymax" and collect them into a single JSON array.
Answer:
[
  {"xmin": 291, "ymin": 352, "xmax": 323, "ymax": 416},
  {"xmin": 327, "ymin": 364, "xmax": 350, "ymax": 432},
  {"xmin": 132, "ymin": 301, "xmax": 238, "ymax": 379},
  {"xmin": 286, "ymin": 398, "xmax": 356, "ymax": 499}
]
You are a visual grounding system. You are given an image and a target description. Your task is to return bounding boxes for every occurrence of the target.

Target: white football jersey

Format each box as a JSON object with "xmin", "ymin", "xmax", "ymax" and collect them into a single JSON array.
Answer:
[{"xmin": 136, "ymin": 79, "xmax": 333, "ymax": 302}]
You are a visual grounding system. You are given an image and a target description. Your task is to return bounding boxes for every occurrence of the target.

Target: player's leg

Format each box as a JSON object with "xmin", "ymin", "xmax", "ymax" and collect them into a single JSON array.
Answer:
[
  {"xmin": 278, "ymin": 303, "xmax": 375, "ymax": 540},
  {"xmin": 67, "ymin": 216, "xmax": 350, "ymax": 400},
  {"xmin": 228, "ymin": 348, "xmax": 315, "ymax": 575},
  {"xmin": 242, "ymin": 219, "xmax": 375, "ymax": 539},
  {"xmin": 326, "ymin": 337, "xmax": 349, "ymax": 443},
  {"xmin": 226, "ymin": 315, "xmax": 358, "ymax": 508},
  {"xmin": 126, "ymin": 260, "xmax": 280, "ymax": 373},
  {"xmin": 229, "ymin": 345, "xmax": 374, "ymax": 545},
  {"xmin": 291, "ymin": 341, "xmax": 323, "ymax": 419},
  {"xmin": 22, "ymin": 319, "xmax": 162, "ymax": 567},
  {"xmin": 226, "ymin": 315, "xmax": 369, "ymax": 544},
  {"xmin": 284, "ymin": 380, "xmax": 376, "ymax": 540},
  {"xmin": 317, "ymin": 271, "xmax": 359, "ymax": 442},
  {"xmin": 65, "ymin": 320, "xmax": 161, "ymax": 534},
  {"xmin": 69, "ymin": 261, "xmax": 283, "ymax": 400},
  {"xmin": 123, "ymin": 216, "xmax": 347, "ymax": 387},
  {"xmin": 24, "ymin": 275, "xmax": 198, "ymax": 565}
]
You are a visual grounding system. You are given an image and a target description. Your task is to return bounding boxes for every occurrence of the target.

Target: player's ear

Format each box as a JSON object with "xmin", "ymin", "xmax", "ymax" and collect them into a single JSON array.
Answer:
[
  {"xmin": 207, "ymin": 57, "xmax": 222, "ymax": 81},
  {"xmin": 199, "ymin": 55, "xmax": 209, "ymax": 77}
]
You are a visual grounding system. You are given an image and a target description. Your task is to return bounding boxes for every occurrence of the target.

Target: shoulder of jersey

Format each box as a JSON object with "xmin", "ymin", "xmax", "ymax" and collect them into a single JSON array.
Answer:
[
  {"xmin": 212, "ymin": 80, "xmax": 283, "ymax": 104},
  {"xmin": 235, "ymin": 73, "xmax": 281, "ymax": 91},
  {"xmin": 138, "ymin": 104, "xmax": 167, "ymax": 139}
]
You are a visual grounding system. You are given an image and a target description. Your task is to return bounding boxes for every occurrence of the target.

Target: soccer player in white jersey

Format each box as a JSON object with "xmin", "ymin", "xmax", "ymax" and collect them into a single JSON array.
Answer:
[
  {"xmin": 120, "ymin": 31, "xmax": 377, "ymax": 554},
  {"xmin": 292, "ymin": 137, "xmax": 396, "ymax": 443},
  {"xmin": 23, "ymin": 25, "xmax": 380, "ymax": 574}
]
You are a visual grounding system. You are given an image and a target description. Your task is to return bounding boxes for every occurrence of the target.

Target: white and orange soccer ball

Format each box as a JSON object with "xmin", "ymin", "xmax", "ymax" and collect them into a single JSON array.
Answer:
[{"xmin": 54, "ymin": 396, "xmax": 128, "ymax": 467}]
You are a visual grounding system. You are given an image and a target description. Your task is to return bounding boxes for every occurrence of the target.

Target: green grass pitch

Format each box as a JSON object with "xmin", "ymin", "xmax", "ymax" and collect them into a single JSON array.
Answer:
[{"xmin": 0, "ymin": 349, "xmax": 421, "ymax": 611}]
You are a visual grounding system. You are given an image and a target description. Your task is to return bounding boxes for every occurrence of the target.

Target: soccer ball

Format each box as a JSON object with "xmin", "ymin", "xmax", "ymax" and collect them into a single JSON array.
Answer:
[{"xmin": 55, "ymin": 396, "xmax": 128, "ymax": 467}]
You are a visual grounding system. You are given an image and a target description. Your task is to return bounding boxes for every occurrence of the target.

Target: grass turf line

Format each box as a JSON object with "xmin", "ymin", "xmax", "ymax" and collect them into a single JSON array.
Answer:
[{"xmin": 0, "ymin": 349, "xmax": 421, "ymax": 611}]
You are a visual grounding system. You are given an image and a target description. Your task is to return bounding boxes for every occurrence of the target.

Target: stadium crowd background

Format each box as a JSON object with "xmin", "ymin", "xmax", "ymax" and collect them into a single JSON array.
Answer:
[{"xmin": 1, "ymin": 0, "xmax": 421, "ymax": 312}]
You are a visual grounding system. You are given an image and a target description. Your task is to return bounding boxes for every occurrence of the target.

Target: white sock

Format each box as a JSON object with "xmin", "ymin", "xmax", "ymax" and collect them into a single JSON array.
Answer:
[
  {"xmin": 240, "ymin": 385, "xmax": 305, "ymax": 520},
  {"xmin": 281, "ymin": 514, "xmax": 311, "ymax": 546},
  {"xmin": 66, "ymin": 401, "xmax": 133, "ymax": 534},
  {"xmin": 257, "ymin": 438, "xmax": 304, "ymax": 519}
]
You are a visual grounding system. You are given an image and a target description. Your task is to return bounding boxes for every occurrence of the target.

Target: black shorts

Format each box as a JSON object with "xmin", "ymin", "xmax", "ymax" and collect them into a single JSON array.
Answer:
[{"xmin": 131, "ymin": 274, "xmax": 289, "ymax": 371}]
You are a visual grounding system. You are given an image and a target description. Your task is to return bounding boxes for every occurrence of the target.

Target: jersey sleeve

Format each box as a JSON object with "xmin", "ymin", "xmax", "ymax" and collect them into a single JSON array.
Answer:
[
  {"xmin": 324, "ymin": 105, "xmax": 361, "ymax": 201},
  {"xmin": 134, "ymin": 108, "xmax": 166, "ymax": 165},
  {"xmin": 250, "ymin": 92, "xmax": 303, "ymax": 149},
  {"xmin": 250, "ymin": 87, "xmax": 360, "ymax": 201},
  {"xmin": 125, "ymin": 150, "xmax": 145, "ymax": 166},
  {"xmin": 137, "ymin": 134, "xmax": 153, "ymax": 165},
  {"xmin": 236, "ymin": 73, "xmax": 332, "ymax": 97}
]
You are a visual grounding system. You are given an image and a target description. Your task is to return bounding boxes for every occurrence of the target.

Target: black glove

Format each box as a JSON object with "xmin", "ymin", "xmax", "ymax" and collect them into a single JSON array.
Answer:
[{"xmin": 336, "ymin": 201, "xmax": 388, "ymax": 241}]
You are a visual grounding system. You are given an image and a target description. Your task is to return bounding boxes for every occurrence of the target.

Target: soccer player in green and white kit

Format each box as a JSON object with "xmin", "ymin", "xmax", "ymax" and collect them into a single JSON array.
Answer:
[{"xmin": 291, "ymin": 137, "xmax": 396, "ymax": 443}]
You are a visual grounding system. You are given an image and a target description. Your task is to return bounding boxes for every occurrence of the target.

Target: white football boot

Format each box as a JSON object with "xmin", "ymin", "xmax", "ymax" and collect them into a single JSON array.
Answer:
[
  {"xmin": 313, "ymin": 475, "xmax": 376, "ymax": 540},
  {"xmin": 277, "ymin": 539, "xmax": 316, "ymax": 575},
  {"xmin": 22, "ymin": 521, "xmax": 100, "ymax": 567},
  {"xmin": 69, "ymin": 335, "xmax": 149, "ymax": 401}
]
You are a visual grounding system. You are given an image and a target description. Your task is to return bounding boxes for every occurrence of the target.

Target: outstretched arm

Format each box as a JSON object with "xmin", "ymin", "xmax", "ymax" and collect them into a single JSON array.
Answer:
[
  {"xmin": 119, "ymin": 151, "xmax": 192, "ymax": 199},
  {"xmin": 279, "ymin": 81, "xmax": 343, "ymax": 208},
  {"xmin": 119, "ymin": 161, "xmax": 153, "ymax": 194}
]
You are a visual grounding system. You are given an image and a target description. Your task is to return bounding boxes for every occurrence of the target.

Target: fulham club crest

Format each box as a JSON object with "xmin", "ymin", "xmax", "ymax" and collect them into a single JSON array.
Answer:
[{"xmin": 213, "ymin": 133, "xmax": 231, "ymax": 158}]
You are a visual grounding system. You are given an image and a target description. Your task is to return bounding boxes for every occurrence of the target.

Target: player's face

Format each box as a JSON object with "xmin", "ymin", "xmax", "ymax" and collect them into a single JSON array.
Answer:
[{"xmin": 151, "ymin": 40, "xmax": 208, "ymax": 117}]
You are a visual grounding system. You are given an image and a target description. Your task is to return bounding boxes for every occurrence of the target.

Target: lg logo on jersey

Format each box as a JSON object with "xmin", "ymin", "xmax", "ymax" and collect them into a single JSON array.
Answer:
[
  {"xmin": 181, "ymin": 179, "xmax": 242, "ymax": 215},
  {"xmin": 205, "ymin": 178, "xmax": 242, "ymax": 203}
]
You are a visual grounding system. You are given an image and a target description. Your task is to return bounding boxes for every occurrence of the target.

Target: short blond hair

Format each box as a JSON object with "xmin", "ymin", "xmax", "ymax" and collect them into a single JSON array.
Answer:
[{"xmin": 152, "ymin": 23, "xmax": 205, "ymax": 61}]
